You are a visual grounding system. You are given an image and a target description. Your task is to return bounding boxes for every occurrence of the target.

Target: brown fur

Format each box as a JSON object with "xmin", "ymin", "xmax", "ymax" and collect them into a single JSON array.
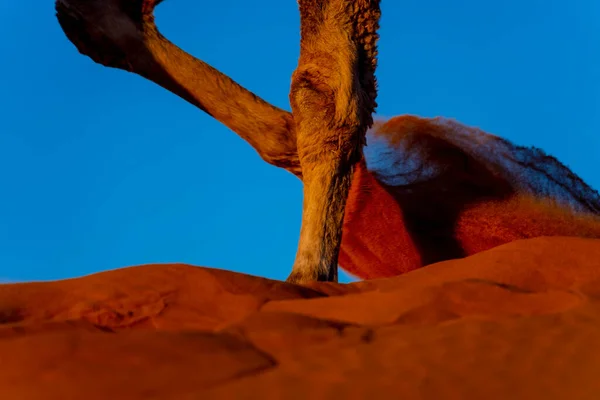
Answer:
[
  {"xmin": 340, "ymin": 117, "xmax": 600, "ymax": 279},
  {"xmin": 56, "ymin": 0, "xmax": 600, "ymax": 283},
  {"xmin": 287, "ymin": 0, "xmax": 381, "ymax": 283}
]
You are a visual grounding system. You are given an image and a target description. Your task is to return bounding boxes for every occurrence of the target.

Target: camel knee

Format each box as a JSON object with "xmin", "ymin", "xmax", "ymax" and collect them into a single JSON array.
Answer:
[{"xmin": 290, "ymin": 74, "xmax": 366, "ymax": 171}]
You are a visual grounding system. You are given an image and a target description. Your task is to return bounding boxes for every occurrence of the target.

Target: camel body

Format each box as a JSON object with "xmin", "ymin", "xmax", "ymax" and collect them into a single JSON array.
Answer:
[{"xmin": 340, "ymin": 115, "xmax": 600, "ymax": 279}]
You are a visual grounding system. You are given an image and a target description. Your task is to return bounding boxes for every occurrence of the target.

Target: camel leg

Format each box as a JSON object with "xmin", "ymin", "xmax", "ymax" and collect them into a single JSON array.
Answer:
[
  {"xmin": 286, "ymin": 0, "xmax": 381, "ymax": 283},
  {"xmin": 55, "ymin": 0, "xmax": 301, "ymax": 177}
]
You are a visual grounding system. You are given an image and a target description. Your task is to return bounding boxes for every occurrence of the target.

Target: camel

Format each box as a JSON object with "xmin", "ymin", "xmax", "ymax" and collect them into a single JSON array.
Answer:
[{"xmin": 55, "ymin": 0, "xmax": 600, "ymax": 283}]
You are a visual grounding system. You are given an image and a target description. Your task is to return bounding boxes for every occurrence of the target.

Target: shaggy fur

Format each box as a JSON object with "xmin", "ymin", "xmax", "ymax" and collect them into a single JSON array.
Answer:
[{"xmin": 55, "ymin": 0, "xmax": 600, "ymax": 282}]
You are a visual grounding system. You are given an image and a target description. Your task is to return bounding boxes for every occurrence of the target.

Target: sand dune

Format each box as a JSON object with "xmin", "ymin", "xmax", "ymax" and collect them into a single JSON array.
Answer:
[{"xmin": 2, "ymin": 236, "xmax": 600, "ymax": 399}]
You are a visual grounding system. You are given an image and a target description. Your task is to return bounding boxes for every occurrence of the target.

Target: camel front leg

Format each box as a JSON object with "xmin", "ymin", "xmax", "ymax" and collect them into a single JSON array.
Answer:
[
  {"xmin": 286, "ymin": 121, "xmax": 362, "ymax": 283},
  {"xmin": 286, "ymin": 0, "xmax": 381, "ymax": 283}
]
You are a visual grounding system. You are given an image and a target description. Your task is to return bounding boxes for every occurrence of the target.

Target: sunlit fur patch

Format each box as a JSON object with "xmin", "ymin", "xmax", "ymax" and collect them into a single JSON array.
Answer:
[{"xmin": 340, "ymin": 158, "xmax": 422, "ymax": 279}]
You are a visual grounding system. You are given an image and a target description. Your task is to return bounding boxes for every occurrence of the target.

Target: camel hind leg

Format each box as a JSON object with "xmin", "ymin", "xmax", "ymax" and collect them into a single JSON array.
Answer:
[{"xmin": 286, "ymin": 0, "xmax": 380, "ymax": 283}]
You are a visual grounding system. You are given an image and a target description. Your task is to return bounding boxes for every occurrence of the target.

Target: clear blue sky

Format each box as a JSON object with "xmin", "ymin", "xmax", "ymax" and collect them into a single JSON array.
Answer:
[{"xmin": 1, "ymin": 0, "xmax": 598, "ymax": 283}]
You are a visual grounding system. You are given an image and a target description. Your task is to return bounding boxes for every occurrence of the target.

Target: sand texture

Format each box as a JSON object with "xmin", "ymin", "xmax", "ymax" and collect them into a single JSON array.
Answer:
[{"xmin": 2, "ymin": 236, "xmax": 600, "ymax": 399}]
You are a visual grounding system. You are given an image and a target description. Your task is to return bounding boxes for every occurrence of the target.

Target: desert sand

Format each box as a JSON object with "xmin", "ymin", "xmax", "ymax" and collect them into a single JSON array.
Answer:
[{"xmin": 2, "ymin": 236, "xmax": 600, "ymax": 399}]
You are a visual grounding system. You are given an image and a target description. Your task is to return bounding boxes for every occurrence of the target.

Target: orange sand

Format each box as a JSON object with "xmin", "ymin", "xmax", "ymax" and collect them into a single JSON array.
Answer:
[{"xmin": 2, "ymin": 236, "xmax": 600, "ymax": 399}]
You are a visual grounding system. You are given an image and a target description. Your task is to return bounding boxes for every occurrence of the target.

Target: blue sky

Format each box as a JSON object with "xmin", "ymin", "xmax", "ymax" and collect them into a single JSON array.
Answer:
[{"xmin": 1, "ymin": 0, "xmax": 598, "ymax": 283}]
